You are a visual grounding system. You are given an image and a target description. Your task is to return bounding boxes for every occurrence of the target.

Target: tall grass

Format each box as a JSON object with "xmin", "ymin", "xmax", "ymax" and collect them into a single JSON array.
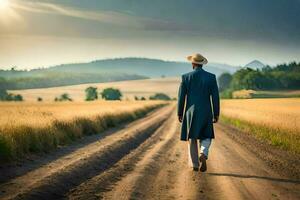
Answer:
[
  {"xmin": 0, "ymin": 101, "xmax": 166, "ymax": 162},
  {"xmin": 220, "ymin": 115, "xmax": 300, "ymax": 154},
  {"xmin": 220, "ymin": 98, "xmax": 300, "ymax": 154}
]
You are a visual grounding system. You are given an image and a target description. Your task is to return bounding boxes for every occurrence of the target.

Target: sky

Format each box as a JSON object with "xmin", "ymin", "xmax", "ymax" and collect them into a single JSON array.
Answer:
[{"xmin": 0, "ymin": 0, "xmax": 300, "ymax": 69}]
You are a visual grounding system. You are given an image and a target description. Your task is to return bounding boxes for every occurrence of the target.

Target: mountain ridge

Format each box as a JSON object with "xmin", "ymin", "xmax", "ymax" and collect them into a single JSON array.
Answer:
[
  {"xmin": 45, "ymin": 57, "xmax": 239, "ymax": 77},
  {"xmin": 244, "ymin": 60, "xmax": 265, "ymax": 70},
  {"xmin": 0, "ymin": 58, "xmax": 241, "ymax": 90}
]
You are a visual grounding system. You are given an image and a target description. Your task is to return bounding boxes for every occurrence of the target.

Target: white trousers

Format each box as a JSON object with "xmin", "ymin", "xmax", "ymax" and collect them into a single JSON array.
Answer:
[{"xmin": 188, "ymin": 138, "xmax": 212, "ymax": 168}]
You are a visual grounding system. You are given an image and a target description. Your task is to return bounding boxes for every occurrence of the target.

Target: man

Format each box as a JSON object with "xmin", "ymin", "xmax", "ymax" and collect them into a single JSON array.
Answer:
[{"xmin": 178, "ymin": 53, "xmax": 220, "ymax": 172}]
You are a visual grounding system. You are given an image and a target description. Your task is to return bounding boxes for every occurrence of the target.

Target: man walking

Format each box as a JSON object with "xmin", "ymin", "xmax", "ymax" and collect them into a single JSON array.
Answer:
[{"xmin": 178, "ymin": 53, "xmax": 220, "ymax": 172}]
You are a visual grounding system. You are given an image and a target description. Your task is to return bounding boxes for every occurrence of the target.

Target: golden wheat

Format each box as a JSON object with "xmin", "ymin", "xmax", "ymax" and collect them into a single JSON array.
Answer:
[
  {"xmin": 9, "ymin": 77, "xmax": 181, "ymax": 102},
  {"xmin": 221, "ymin": 98, "xmax": 300, "ymax": 134},
  {"xmin": 0, "ymin": 101, "xmax": 166, "ymax": 161},
  {"xmin": 0, "ymin": 101, "xmax": 163, "ymax": 128},
  {"xmin": 221, "ymin": 98, "xmax": 300, "ymax": 153}
]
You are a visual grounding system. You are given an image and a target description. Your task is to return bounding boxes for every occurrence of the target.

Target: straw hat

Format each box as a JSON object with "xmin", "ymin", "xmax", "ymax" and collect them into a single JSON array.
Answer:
[{"xmin": 187, "ymin": 53, "xmax": 208, "ymax": 65}]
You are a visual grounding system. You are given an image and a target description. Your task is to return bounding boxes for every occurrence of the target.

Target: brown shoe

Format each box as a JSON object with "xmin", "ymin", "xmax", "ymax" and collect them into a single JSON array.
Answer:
[{"xmin": 199, "ymin": 154, "xmax": 207, "ymax": 172}]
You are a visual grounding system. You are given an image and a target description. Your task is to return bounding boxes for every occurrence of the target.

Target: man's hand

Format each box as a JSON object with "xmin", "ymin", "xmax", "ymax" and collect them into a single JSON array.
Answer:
[
  {"xmin": 178, "ymin": 115, "xmax": 183, "ymax": 123},
  {"xmin": 213, "ymin": 116, "xmax": 219, "ymax": 123}
]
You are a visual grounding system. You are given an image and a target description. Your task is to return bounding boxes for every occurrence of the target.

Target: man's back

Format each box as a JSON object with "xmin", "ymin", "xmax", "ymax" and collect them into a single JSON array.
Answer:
[
  {"xmin": 178, "ymin": 53, "xmax": 220, "ymax": 172},
  {"xmin": 182, "ymin": 68, "xmax": 216, "ymax": 108},
  {"xmin": 177, "ymin": 67, "xmax": 219, "ymax": 141}
]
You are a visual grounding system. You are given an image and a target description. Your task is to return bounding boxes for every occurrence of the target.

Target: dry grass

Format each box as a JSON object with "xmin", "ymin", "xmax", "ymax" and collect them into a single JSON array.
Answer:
[
  {"xmin": 221, "ymin": 98, "xmax": 300, "ymax": 133},
  {"xmin": 9, "ymin": 77, "xmax": 181, "ymax": 102},
  {"xmin": 221, "ymin": 98, "xmax": 300, "ymax": 153},
  {"xmin": 0, "ymin": 101, "xmax": 166, "ymax": 161},
  {"xmin": 232, "ymin": 89, "xmax": 300, "ymax": 99}
]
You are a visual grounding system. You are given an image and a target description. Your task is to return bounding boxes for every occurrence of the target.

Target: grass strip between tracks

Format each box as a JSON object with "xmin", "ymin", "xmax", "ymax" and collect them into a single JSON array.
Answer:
[
  {"xmin": 220, "ymin": 115, "xmax": 300, "ymax": 154},
  {"xmin": 0, "ymin": 103, "xmax": 167, "ymax": 162}
]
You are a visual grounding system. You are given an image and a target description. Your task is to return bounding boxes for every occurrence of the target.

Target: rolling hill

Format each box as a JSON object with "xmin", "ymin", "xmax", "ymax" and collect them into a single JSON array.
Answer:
[
  {"xmin": 244, "ymin": 60, "xmax": 265, "ymax": 70},
  {"xmin": 1, "ymin": 58, "xmax": 239, "ymax": 90},
  {"xmin": 46, "ymin": 58, "xmax": 238, "ymax": 78}
]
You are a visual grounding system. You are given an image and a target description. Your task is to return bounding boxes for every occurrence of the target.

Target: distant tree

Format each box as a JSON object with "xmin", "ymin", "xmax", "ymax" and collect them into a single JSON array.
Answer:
[
  {"xmin": 14, "ymin": 94, "xmax": 23, "ymax": 101},
  {"xmin": 60, "ymin": 93, "xmax": 72, "ymax": 101},
  {"xmin": 261, "ymin": 65, "xmax": 272, "ymax": 72},
  {"xmin": 218, "ymin": 73, "xmax": 232, "ymax": 92},
  {"xmin": 101, "ymin": 88, "xmax": 122, "ymax": 100},
  {"xmin": 220, "ymin": 89, "xmax": 234, "ymax": 99},
  {"xmin": 149, "ymin": 93, "xmax": 171, "ymax": 101},
  {"xmin": 85, "ymin": 87, "xmax": 98, "ymax": 101},
  {"xmin": 37, "ymin": 97, "xmax": 43, "ymax": 102},
  {"xmin": 140, "ymin": 96, "xmax": 146, "ymax": 101},
  {"xmin": 1, "ymin": 93, "xmax": 23, "ymax": 101},
  {"xmin": 0, "ymin": 89, "xmax": 8, "ymax": 100},
  {"xmin": 55, "ymin": 93, "xmax": 72, "ymax": 101},
  {"xmin": 134, "ymin": 96, "xmax": 139, "ymax": 101},
  {"xmin": 4, "ymin": 93, "xmax": 13, "ymax": 101},
  {"xmin": 230, "ymin": 68, "xmax": 253, "ymax": 90}
]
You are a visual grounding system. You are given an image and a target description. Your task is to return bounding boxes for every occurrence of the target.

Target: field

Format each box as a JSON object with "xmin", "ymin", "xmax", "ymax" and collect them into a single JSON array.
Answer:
[
  {"xmin": 1, "ymin": 102, "xmax": 299, "ymax": 199},
  {"xmin": 221, "ymin": 98, "xmax": 300, "ymax": 153},
  {"xmin": 1, "ymin": 89, "xmax": 300, "ymax": 199},
  {"xmin": 0, "ymin": 101, "xmax": 166, "ymax": 161},
  {"xmin": 9, "ymin": 77, "xmax": 300, "ymax": 102},
  {"xmin": 232, "ymin": 89, "xmax": 300, "ymax": 99},
  {"xmin": 9, "ymin": 77, "xmax": 181, "ymax": 102}
]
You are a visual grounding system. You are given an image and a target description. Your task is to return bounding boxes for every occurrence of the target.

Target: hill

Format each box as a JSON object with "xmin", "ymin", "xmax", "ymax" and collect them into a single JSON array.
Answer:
[
  {"xmin": 0, "ymin": 58, "xmax": 238, "ymax": 90},
  {"xmin": 244, "ymin": 60, "xmax": 265, "ymax": 70},
  {"xmin": 45, "ymin": 58, "xmax": 238, "ymax": 78}
]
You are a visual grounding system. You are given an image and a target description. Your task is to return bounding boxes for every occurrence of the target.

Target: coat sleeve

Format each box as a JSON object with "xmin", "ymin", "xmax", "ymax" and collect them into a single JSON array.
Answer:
[
  {"xmin": 177, "ymin": 76, "xmax": 187, "ymax": 116},
  {"xmin": 211, "ymin": 75, "xmax": 220, "ymax": 117}
]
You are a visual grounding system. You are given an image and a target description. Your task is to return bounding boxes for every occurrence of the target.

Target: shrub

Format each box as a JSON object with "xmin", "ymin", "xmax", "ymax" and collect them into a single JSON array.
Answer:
[
  {"xmin": 149, "ymin": 93, "xmax": 171, "ymax": 101},
  {"xmin": 220, "ymin": 89, "xmax": 233, "ymax": 99},
  {"xmin": 1, "ymin": 93, "xmax": 24, "ymax": 101},
  {"xmin": 55, "ymin": 93, "xmax": 72, "ymax": 101},
  {"xmin": 218, "ymin": 73, "xmax": 232, "ymax": 92},
  {"xmin": 85, "ymin": 87, "xmax": 98, "ymax": 101},
  {"xmin": 101, "ymin": 88, "xmax": 122, "ymax": 100}
]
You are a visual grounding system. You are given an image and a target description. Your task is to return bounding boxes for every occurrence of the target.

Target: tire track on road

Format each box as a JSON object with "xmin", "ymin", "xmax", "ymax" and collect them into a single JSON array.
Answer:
[{"xmin": 0, "ymin": 104, "xmax": 174, "ymax": 200}]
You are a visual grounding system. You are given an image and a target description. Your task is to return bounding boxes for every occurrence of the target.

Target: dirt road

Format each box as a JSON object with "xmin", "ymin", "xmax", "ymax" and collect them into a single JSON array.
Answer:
[{"xmin": 0, "ymin": 104, "xmax": 299, "ymax": 200}]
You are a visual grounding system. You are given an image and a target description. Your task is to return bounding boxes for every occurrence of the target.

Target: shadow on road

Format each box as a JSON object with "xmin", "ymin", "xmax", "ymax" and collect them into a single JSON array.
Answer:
[
  {"xmin": 207, "ymin": 172, "xmax": 300, "ymax": 184},
  {"xmin": 0, "ymin": 123, "xmax": 127, "ymax": 184}
]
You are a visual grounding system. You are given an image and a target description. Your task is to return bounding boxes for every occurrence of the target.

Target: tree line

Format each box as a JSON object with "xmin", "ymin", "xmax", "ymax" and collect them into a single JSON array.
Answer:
[
  {"xmin": 0, "ymin": 72, "xmax": 146, "ymax": 90},
  {"xmin": 0, "ymin": 86, "xmax": 172, "ymax": 102},
  {"xmin": 218, "ymin": 62, "xmax": 300, "ymax": 98}
]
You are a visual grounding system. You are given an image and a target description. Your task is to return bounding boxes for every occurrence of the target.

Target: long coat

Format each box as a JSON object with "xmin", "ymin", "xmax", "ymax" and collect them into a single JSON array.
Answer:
[{"xmin": 177, "ymin": 67, "xmax": 220, "ymax": 141}]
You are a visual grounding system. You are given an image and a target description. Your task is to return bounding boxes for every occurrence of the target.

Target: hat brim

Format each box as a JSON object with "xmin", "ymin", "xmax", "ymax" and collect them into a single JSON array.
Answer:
[{"xmin": 187, "ymin": 56, "xmax": 208, "ymax": 65}]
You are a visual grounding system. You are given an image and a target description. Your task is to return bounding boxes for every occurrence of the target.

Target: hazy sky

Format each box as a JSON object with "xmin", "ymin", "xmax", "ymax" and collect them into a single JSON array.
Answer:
[{"xmin": 0, "ymin": 0, "xmax": 299, "ymax": 69}]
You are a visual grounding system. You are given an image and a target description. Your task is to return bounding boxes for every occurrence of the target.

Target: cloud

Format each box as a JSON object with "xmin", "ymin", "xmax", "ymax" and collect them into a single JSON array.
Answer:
[{"xmin": 11, "ymin": 0, "xmax": 185, "ymax": 31}]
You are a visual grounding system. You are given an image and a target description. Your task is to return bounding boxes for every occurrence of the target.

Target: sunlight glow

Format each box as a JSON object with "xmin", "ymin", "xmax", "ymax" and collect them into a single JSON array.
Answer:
[
  {"xmin": 0, "ymin": 0, "xmax": 23, "ymax": 26},
  {"xmin": 0, "ymin": 0, "xmax": 10, "ymax": 10}
]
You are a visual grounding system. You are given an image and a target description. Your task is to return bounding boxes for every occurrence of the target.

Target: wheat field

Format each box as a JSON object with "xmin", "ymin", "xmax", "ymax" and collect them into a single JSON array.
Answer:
[
  {"xmin": 221, "ymin": 98, "xmax": 300, "ymax": 133},
  {"xmin": 0, "ymin": 101, "xmax": 166, "ymax": 161},
  {"xmin": 9, "ymin": 77, "xmax": 181, "ymax": 102},
  {"xmin": 0, "ymin": 101, "xmax": 163, "ymax": 128},
  {"xmin": 221, "ymin": 98, "xmax": 300, "ymax": 153}
]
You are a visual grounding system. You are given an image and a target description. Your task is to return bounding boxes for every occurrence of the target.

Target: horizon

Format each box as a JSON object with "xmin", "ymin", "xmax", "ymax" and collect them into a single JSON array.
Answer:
[
  {"xmin": 0, "ymin": 56, "xmax": 293, "ymax": 71},
  {"xmin": 1, "ymin": 0, "xmax": 300, "ymax": 69}
]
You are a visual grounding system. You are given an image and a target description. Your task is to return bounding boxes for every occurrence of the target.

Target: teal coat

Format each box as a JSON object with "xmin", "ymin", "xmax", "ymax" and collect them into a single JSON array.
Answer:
[{"xmin": 177, "ymin": 68, "xmax": 220, "ymax": 141}]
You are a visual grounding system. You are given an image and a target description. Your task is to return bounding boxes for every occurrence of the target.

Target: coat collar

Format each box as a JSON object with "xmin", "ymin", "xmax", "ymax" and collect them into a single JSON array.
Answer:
[{"xmin": 194, "ymin": 67, "xmax": 203, "ymax": 71}]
